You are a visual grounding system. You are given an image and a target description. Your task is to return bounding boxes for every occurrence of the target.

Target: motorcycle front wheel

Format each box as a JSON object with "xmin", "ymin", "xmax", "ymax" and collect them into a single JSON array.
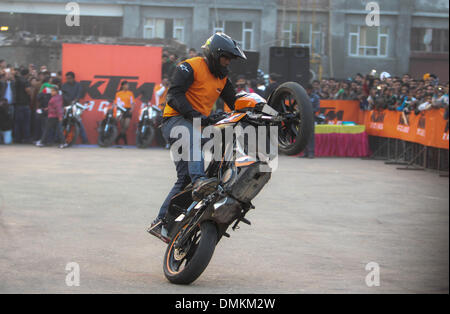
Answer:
[
  {"xmin": 97, "ymin": 124, "xmax": 118, "ymax": 147},
  {"xmin": 268, "ymin": 82, "xmax": 314, "ymax": 156},
  {"xmin": 136, "ymin": 125, "xmax": 155, "ymax": 149},
  {"xmin": 63, "ymin": 122, "xmax": 79, "ymax": 146},
  {"xmin": 163, "ymin": 221, "xmax": 217, "ymax": 285}
]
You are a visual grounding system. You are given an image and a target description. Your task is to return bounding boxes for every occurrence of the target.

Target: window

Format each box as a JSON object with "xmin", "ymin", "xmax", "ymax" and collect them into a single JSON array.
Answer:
[
  {"xmin": 213, "ymin": 20, "xmax": 253, "ymax": 50},
  {"xmin": 411, "ymin": 28, "xmax": 449, "ymax": 53},
  {"xmin": 144, "ymin": 18, "xmax": 185, "ymax": 43},
  {"xmin": 349, "ymin": 25, "xmax": 388, "ymax": 57},
  {"xmin": 280, "ymin": 23, "xmax": 322, "ymax": 54},
  {"xmin": 173, "ymin": 19, "xmax": 184, "ymax": 43}
]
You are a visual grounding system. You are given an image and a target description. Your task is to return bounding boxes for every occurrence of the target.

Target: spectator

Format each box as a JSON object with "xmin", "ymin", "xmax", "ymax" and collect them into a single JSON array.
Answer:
[
  {"xmin": 301, "ymin": 84, "xmax": 320, "ymax": 159},
  {"xmin": 265, "ymin": 73, "xmax": 280, "ymax": 99},
  {"xmin": 61, "ymin": 71, "xmax": 88, "ymax": 144},
  {"xmin": 13, "ymin": 69, "xmax": 32, "ymax": 143},
  {"xmin": 235, "ymin": 75, "xmax": 254, "ymax": 94},
  {"xmin": 154, "ymin": 76, "xmax": 170, "ymax": 109},
  {"xmin": 162, "ymin": 53, "xmax": 175, "ymax": 80},
  {"xmin": 0, "ymin": 90, "xmax": 13, "ymax": 144},
  {"xmin": 418, "ymin": 93, "xmax": 433, "ymax": 112},
  {"xmin": 188, "ymin": 48, "xmax": 197, "ymax": 59},
  {"xmin": 36, "ymin": 85, "xmax": 67, "ymax": 148}
]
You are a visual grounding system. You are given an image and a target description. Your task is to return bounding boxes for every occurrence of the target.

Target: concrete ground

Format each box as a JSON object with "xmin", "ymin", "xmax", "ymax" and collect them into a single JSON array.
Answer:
[{"xmin": 0, "ymin": 145, "xmax": 448, "ymax": 294}]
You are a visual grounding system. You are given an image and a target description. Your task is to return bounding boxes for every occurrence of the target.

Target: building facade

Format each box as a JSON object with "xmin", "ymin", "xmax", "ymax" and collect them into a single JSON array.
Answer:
[{"xmin": 0, "ymin": 0, "xmax": 448, "ymax": 80}]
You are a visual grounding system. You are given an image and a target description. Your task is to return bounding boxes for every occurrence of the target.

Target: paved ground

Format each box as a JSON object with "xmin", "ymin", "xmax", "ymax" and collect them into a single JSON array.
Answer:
[{"xmin": 0, "ymin": 145, "xmax": 448, "ymax": 294}]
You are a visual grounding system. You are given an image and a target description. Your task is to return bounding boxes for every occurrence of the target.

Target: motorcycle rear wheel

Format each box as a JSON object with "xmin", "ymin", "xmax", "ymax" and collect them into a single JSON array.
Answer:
[
  {"xmin": 163, "ymin": 221, "xmax": 217, "ymax": 285},
  {"xmin": 269, "ymin": 82, "xmax": 314, "ymax": 156}
]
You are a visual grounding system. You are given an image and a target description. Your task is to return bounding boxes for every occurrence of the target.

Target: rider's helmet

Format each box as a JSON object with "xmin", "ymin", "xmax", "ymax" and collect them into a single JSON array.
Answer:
[{"xmin": 202, "ymin": 32, "xmax": 247, "ymax": 79}]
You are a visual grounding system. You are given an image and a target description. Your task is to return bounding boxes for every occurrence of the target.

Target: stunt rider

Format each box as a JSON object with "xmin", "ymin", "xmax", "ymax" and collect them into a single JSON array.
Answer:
[{"xmin": 148, "ymin": 33, "xmax": 247, "ymax": 240}]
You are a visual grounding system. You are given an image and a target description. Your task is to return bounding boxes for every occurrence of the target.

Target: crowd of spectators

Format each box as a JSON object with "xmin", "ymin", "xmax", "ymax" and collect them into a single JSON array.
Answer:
[
  {"xmin": 309, "ymin": 72, "xmax": 449, "ymax": 115},
  {"xmin": 0, "ymin": 59, "xmax": 85, "ymax": 145},
  {"xmin": 1, "ymin": 49, "xmax": 449, "ymax": 146}
]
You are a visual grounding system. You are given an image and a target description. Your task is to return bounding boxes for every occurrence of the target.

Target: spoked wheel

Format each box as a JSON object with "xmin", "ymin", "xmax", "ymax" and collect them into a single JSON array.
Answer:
[
  {"xmin": 268, "ymin": 82, "xmax": 314, "ymax": 156},
  {"xmin": 97, "ymin": 124, "xmax": 118, "ymax": 147},
  {"xmin": 63, "ymin": 123, "xmax": 79, "ymax": 146},
  {"xmin": 163, "ymin": 221, "xmax": 217, "ymax": 285},
  {"xmin": 136, "ymin": 125, "xmax": 155, "ymax": 148}
]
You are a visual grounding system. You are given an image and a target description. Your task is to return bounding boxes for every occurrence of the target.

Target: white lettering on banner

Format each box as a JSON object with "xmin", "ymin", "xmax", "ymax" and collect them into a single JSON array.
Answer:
[
  {"xmin": 397, "ymin": 125, "xmax": 410, "ymax": 133},
  {"xmin": 443, "ymin": 133, "xmax": 449, "ymax": 141},
  {"xmin": 416, "ymin": 128, "xmax": 426, "ymax": 137},
  {"xmin": 370, "ymin": 122, "xmax": 384, "ymax": 130},
  {"xmin": 85, "ymin": 100, "xmax": 95, "ymax": 112},
  {"xmin": 98, "ymin": 101, "xmax": 110, "ymax": 112}
]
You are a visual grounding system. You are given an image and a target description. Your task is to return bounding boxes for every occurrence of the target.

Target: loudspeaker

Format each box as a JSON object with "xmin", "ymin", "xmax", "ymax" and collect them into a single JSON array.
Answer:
[
  {"xmin": 269, "ymin": 47, "xmax": 310, "ymax": 87},
  {"xmin": 229, "ymin": 51, "xmax": 260, "ymax": 82}
]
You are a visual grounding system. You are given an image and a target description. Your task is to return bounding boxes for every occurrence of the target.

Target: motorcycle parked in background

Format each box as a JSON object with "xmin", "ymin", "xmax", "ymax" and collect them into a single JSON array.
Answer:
[
  {"xmin": 62, "ymin": 100, "xmax": 88, "ymax": 146},
  {"xmin": 97, "ymin": 101, "xmax": 127, "ymax": 147},
  {"xmin": 136, "ymin": 102, "xmax": 164, "ymax": 148}
]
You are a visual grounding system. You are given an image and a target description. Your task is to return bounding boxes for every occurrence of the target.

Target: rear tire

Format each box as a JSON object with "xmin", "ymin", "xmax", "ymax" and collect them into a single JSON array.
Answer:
[
  {"xmin": 163, "ymin": 221, "xmax": 217, "ymax": 285},
  {"xmin": 269, "ymin": 82, "xmax": 314, "ymax": 156}
]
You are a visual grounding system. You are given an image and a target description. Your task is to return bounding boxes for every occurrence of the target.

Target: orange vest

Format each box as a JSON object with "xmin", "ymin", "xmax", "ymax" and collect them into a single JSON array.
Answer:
[
  {"xmin": 163, "ymin": 57, "xmax": 227, "ymax": 117},
  {"xmin": 115, "ymin": 90, "xmax": 134, "ymax": 109},
  {"xmin": 154, "ymin": 84, "xmax": 168, "ymax": 109}
]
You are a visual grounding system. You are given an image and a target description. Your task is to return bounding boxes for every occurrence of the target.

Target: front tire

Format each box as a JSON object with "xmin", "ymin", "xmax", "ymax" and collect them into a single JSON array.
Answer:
[
  {"xmin": 136, "ymin": 124, "xmax": 155, "ymax": 148},
  {"xmin": 163, "ymin": 221, "xmax": 217, "ymax": 285},
  {"xmin": 63, "ymin": 123, "xmax": 79, "ymax": 146},
  {"xmin": 97, "ymin": 124, "xmax": 118, "ymax": 147},
  {"xmin": 269, "ymin": 82, "xmax": 314, "ymax": 156}
]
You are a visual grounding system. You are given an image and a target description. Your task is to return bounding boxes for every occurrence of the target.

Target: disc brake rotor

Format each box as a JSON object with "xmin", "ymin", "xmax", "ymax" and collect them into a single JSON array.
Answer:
[{"xmin": 174, "ymin": 248, "xmax": 187, "ymax": 261}]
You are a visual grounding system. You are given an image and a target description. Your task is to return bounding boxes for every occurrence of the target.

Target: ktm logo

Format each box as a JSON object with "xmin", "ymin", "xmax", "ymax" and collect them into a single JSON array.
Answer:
[
  {"xmin": 319, "ymin": 107, "xmax": 344, "ymax": 121},
  {"xmin": 80, "ymin": 75, "xmax": 155, "ymax": 100}
]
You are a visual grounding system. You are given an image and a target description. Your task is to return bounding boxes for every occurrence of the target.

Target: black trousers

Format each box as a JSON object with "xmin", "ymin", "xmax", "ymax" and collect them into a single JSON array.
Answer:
[{"xmin": 41, "ymin": 118, "xmax": 65, "ymax": 145}]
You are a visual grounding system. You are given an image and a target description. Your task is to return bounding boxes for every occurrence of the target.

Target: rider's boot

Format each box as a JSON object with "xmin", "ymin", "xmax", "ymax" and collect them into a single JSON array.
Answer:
[{"xmin": 147, "ymin": 218, "xmax": 170, "ymax": 243}]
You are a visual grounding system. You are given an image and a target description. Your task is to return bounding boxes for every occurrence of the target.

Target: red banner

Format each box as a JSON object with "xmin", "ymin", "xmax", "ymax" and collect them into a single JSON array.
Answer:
[
  {"xmin": 363, "ymin": 109, "xmax": 449, "ymax": 149},
  {"xmin": 62, "ymin": 43, "xmax": 162, "ymax": 145}
]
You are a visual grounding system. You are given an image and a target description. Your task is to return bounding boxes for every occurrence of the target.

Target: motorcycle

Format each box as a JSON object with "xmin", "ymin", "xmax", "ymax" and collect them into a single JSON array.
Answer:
[
  {"xmin": 97, "ymin": 102, "xmax": 127, "ymax": 147},
  {"xmin": 62, "ymin": 100, "xmax": 88, "ymax": 146},
  {"xmin": 158, "ymin": 82, "xmax": 313, "ymax": 285},
  {"xmin": 136, "ymin": 102, "xmax": 163, "ymax": 148}
]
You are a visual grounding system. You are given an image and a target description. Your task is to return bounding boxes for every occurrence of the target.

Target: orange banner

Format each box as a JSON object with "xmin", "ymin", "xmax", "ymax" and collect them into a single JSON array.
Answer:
[
  {"xmin": 319, "ymin": 100, "xmax": 362, "ymax": 125},
  {"xmin": 62, "ymin": 43, "xmax": 162, "ymax": 144},
  {"xmin": 363, "ymin": 109, "xmax": 449, "ymax": 149}
]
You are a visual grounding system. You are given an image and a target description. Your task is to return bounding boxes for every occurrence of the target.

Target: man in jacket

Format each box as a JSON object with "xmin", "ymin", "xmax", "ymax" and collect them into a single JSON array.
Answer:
[{"xmin": 148, "ymin": 33, "xmax": 247, "ymax": 241}]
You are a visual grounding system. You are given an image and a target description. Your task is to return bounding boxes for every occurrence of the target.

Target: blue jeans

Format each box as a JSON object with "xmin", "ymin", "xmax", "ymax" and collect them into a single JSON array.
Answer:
[
  {"xmin": 78, "ymin": 120, "xmax": 88, "ymax": 143},
  {"xmin": 157, "ymin": 116, "xmax": 205, "ymax": 220}
]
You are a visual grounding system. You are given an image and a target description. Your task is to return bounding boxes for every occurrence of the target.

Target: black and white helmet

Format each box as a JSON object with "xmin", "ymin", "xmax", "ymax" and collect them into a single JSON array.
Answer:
[{"xmin": 202, "ymin": 32, "xmax": 247, "ymax": 79}]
